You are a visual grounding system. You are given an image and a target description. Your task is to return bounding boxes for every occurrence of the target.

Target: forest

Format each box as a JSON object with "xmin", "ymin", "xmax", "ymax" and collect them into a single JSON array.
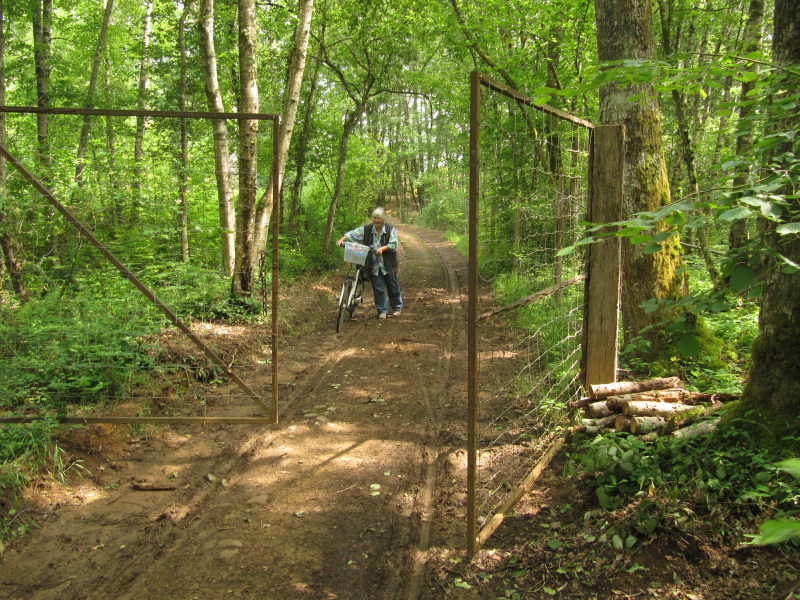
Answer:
[{"xmin": 0, "ymin": 0, "xmax": 798, "ymax": 598}]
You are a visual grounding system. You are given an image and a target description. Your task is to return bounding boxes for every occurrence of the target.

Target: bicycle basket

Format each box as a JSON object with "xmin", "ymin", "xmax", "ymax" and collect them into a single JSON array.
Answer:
[{"xmin": 343, "ymin": 242, "xmax": 369, "ymax": 266}]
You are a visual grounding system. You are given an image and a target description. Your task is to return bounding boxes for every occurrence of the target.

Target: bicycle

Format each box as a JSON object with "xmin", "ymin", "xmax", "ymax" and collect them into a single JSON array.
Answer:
[{"xmin": 336, "ymin": 243, "xmax": 369, "ymax": 332}]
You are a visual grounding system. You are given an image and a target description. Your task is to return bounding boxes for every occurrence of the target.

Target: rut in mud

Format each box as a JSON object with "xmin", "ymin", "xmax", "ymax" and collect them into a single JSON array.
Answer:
[{"xmin": 0, "ymin": 226, "xmax": 471, "ymax": 600}]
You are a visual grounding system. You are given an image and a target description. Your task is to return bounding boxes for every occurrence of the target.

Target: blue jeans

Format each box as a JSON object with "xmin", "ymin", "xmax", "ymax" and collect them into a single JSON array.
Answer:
[{"xmin": 370, "ymin": 271, "xmax": 403, "ymax": 315}]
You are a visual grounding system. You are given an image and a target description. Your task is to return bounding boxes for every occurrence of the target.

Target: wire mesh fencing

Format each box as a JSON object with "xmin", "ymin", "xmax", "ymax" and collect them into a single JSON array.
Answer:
[
  {"xmin": 467, "ymin": 73, "xmax": 595, "ymax": 553},
  {"xmin": 0, "ymin": 108, "xmax": 279, "ymax": 425}
]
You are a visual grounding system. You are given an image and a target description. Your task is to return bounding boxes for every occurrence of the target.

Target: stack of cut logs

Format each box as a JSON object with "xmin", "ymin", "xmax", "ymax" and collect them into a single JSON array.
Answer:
[{"xmin": 569, "ymin": 377, "xmax": 738, "ymax": 439}]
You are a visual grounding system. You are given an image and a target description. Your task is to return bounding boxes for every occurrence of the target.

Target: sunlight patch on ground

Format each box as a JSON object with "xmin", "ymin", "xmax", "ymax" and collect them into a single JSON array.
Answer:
[
  {"xmin": 194, "ymin": 322, "xmax": 255, "ymax": 337},
  {"xmin": 74, "ymin": 486, "xmax": 105, "ymax": 504},
  {"xmin": 478, "ymin": 349, "xmax": 520, "ymax": 360}
]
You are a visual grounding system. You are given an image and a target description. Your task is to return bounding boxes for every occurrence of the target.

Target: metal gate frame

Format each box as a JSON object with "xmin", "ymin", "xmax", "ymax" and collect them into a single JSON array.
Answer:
[
  {"xmin": 467, "ymin": 72, "xmax": 624, "ymax": 555},
  {"xmin": 0, "ymin": 106, "xmax": 281, "ymax": 426}
]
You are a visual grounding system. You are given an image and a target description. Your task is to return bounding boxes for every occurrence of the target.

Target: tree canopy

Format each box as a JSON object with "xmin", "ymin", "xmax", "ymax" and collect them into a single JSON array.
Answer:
[{"xmin": 0, "ymin": 0, "xmax": 797, "ymax": 443}]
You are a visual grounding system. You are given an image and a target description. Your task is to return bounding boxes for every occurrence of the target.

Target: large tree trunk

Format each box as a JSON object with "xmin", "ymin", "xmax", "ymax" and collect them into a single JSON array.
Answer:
[
  {"xmin": 198, "ymin": 0, "xmax": 236, "ymax": 276},
  {"xmin": 736, "ymin": 0, "xmax": 800, "ymax": 442},
  {"xmin": 176, "ymin": 0, "xmax": 191, "ymax": 262},
  {"xmin": 130, "ymin": 0, "xmax": 153, "ymax": 225},
  {"xmin": 232, "ymin": 0, "xmax": 259, "ymax": 297},
  {"xmin": 75, "ymin": 0, "xmax": 115, "ymax": 184},
  {"xmin": 595, "ymin": 0, "xmax": 686, "ymax": 358},
  {"xmin": 0, "ymin": 0, "xmax": 28, "ymax": 301},
  {"xmin": 252, "ymin": 0, "xmax": 314, "ymax": 264},
  {"xmin": 729, "ymin": 0, "xmax": 765, "ymax": 255}
]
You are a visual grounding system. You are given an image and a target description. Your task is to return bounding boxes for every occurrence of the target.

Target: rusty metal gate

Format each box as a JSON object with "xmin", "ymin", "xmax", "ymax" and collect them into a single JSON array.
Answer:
[
  {"xmin": 467, "ymin": 72, "xmax": 623, "ymax": 555},
  {"xmin": 0, "ymin": 106, "xmax": 281, "ymax": 426}
]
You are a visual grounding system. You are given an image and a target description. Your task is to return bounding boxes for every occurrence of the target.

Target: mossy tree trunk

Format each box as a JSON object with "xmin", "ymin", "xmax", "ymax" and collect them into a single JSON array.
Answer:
[
  {"xmin": 595, "ymin": 0, "xmax": 687, "ymax": 359},
  {"xmin": 736, "ymin": 0, "xmax": 800, "ymax": 444}
]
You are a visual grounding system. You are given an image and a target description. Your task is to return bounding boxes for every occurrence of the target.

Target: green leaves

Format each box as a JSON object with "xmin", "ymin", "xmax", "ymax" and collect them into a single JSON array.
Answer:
[
  {"xmin": 776, "ymin": 459, "xmax": 800, "ymax": 479},
  {"xmin": 728, "ymin": 266, "xmax": 755, "ymax": 293},
  {"xmin": 453, "ymin": 578, "xmax": 472, "ymax": 589},
  {"xmin": 678, "ymin": 334, "xmax": 700, "ymax": 358},
  {"xmin": 555, "ymin": 236, "xmax": 595, "ymax": 257},
  {"xmin": 777, "ymin": 222, "xmax": 800, "ymax": 235},
  {"xmin": 546, "ymin": 538, "xmax": 564, "ymax": 550},
  {"xmin": 739, "ymin": 196, "xmax": 784, "ymax": 220},
  {"xmin": 719, "ymin": 206, "xmax": 751, "ymax": 223},
  {"xmin": 750, "ymin": 518, "xmax": 800, "ymax": 545},
  {"xmin": 611, "ymin": 533, "xmax": 637, "ymax": 552}
]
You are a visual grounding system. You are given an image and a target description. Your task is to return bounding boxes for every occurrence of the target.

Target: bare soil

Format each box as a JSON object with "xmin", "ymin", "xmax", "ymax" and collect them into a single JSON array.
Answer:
[{"xmin": 1, "ymin": 226, "xmax": 797, "ymax": 600}]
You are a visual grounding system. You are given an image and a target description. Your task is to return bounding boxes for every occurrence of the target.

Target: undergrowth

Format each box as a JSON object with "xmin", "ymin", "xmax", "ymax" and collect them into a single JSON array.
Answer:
[
  {"xmin": 0, "ymin": 420, "xmax": 85, "ymax": 553},
  {"xmin": 0, "ymin": 261, "xmax": 271, "ymax": 513},
  {"xmin": 567, "ymin": 418, "xmax": 800, "ymax": 552}
]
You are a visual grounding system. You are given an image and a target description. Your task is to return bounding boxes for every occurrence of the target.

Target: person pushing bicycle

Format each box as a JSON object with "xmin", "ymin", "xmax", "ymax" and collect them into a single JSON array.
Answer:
[{"xmin": 336, "ymin": 207, "xmax": 403, "ymax": 319}]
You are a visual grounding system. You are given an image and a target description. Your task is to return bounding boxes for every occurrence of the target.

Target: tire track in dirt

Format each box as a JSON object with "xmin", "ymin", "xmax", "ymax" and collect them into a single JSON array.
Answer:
[
  {"xmin": 384, "ymin": 226, "xmax": 467, "ymax": 600},
  {"xmin": 0, "ymin": 226, "xmax": 468, "ymax": 600}
]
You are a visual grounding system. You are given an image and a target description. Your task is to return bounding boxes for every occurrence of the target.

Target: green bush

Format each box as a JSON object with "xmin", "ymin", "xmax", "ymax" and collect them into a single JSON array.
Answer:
[
  {"xmin": 569, "ymin": 426, "xmax": 800, "ymax": 546},
  {"xmin": 415, "ymin": 187, "xmax": 467, "ymax": 233},
  {"xmin": 0, "ymin": 420, "xmax": 58, "ymax": 463},
  {"xmin": 0, "ymin": 293, "xmax": 156, "ymax": 411}
]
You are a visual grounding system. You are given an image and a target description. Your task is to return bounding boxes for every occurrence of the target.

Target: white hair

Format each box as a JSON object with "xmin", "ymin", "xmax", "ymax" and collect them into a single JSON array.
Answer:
[{"xmin": 371, "ymin": 207, "xmax": 387, "ymax": 220}]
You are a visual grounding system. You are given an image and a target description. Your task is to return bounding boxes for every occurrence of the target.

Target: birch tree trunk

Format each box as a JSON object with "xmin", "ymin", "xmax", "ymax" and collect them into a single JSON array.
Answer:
[
  {"xmin": 252, "ymin": 0, "xmax": 314, "ymax": 264},
  {"xmin": 595, "ymin": 0, "xmax": 686, "ymax": 357},
  {"xmin": 198, "ymin": 0, "xmax": 235, "ymax": 275},
  {"xmin": 75, "ymin": 0, "xmax": 114, "ymax": 184},
  {"xmin": 177, "ymin": 0, "xmax": 191, "ymax": 261},
  {"xmin": 232, "ymin": 0, "xmax": 259, "ymax": 296},
  {"xmin": 130, "ymin": 0, "xmax": 153, "ymax": 225}
]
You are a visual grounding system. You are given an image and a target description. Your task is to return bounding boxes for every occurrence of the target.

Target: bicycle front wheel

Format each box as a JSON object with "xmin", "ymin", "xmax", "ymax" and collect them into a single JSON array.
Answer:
[
  {"xmin": 348, "ymin": 275, "xmax": 364, "ymax": 318},
  {"xmin": 336, "ymin": 278, "xmax": 352, "ymax": 333}
]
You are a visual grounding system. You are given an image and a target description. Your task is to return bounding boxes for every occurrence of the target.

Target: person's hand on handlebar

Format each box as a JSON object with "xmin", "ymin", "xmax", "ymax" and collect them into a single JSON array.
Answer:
[{"xmin": 337, "ymin": 237, "xmax": 347, "ymax": 247}]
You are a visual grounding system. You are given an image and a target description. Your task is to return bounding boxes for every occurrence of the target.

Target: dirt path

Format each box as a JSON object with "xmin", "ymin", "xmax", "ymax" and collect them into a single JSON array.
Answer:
[{"xmin": 0, "ymin": 226, "xmax": 470, "ymax": 600}]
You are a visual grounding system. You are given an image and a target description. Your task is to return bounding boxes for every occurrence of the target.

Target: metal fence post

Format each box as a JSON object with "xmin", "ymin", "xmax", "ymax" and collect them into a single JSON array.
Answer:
[{"xmin": 467, "ymin": 70, "xmax": 481, "ymax": 558}]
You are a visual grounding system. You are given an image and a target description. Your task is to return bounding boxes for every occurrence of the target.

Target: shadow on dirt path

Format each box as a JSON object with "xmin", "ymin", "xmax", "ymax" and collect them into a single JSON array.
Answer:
[{"xmin": 0, "ymin": 225, "xmax": 472, "ymax": 600}]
